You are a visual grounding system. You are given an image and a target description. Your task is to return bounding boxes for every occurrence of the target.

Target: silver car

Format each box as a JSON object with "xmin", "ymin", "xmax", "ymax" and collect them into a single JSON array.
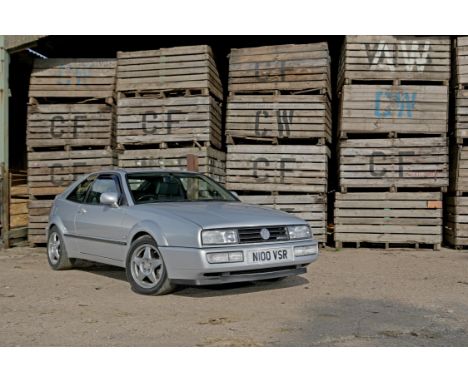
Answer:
[{"xmin": 46, "ymin": 169, "xmax": 319, "ymax": 295}]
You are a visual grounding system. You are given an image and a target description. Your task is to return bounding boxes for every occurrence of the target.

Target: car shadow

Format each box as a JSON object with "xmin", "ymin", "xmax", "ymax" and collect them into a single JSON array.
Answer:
[
  {"xmin": 72, "ymin": 260, "xmax": 309, "ymax": 296},
  {"xmin": 174, "ymin": 275, "xmax": 309, "ymax": 298}
]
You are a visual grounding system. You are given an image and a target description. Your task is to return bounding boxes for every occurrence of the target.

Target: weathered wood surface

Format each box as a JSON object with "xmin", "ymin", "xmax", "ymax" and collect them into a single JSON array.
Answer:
[
  {"xmin": 117, "ymin": 96, "xmax": 222, "ymax": 148},
  {"xmin": 226, "ymin": 94, "xmax": 331, "ymax": 142},
  {"xmin": 338, "ymin": 36, "xmax": 451, "ymax": 87},
  {"xmin": 239, "ymin": 194, "xmax": 327, "ymax": 243},
  {"xmin": 445, "ymin": 196, "xmax": 468, "ymax": 247},
  {"xmin": 229, "ymin": 43, "xmax": 330, "ymax": 95},
  {"xmin": 117, "ymin": 45, "xmax": 222, "ymax": 100},
  {"xmin": 455, "ymin": 89, "xmax": 468, "ymax": 141},
  {"xmin": 339, "ymin": 84, "xmax": 448, "ymax": 135},
  {"xmin": 28, "ymin": 148, "xmax": 116, "ymax": 196},
  {"xmin": 28, "ymin": 199, "xmax": 53, "ymax": 244},
  {"xmin": 449, "ymin": 145, "xmax": 468, "ymax": 194},
  {"xmin": 27, "ymin": 104, "xmax": 115, "ymax": 149},
  {"xmin": 335, "ymin": 192, "xmax": 442, "ymax": 245},
  {"xmin": 29, "ymin": 58, "xmax": 116, "ymax": 98},
  {"xmin": 339, "ymin": 137, "xmax": 449, "ymax": 189},
  {"xmin": 455, "ymin": 37, "xmax": 468, "ymax": 86},
  {"xmin": 226, "ymin": 145, "xmax": 330, "ymax": 193},
  {"xmin": 117, "ymin": 146, "xmax": 226, "ymax": 184}
]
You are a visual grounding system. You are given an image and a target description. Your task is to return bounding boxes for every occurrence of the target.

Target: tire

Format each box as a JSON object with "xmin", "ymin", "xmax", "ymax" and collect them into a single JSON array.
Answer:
[
  {"xmin": 125, "ymin": 235, "xmax": 176, "ymax": 296},
  {"xmin": 47, "ymin": 227, "xmax": 74, "ymax": 270}
]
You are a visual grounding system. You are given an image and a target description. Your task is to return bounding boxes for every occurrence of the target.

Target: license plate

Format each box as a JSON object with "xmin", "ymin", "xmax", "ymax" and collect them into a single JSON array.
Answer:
[{"xmin": 247, "ymin": 248, "xmax": 291, "ymax": 264}]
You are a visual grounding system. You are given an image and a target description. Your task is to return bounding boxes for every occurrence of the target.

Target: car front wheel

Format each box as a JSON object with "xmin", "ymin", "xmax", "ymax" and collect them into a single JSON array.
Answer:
[
  {"xmin": 125, "ymin": 235, "xmax": 176, "ymax": 295},
  {"xmin": 47, "ymin": 227, "xmax": 74, "ymax": 270}
]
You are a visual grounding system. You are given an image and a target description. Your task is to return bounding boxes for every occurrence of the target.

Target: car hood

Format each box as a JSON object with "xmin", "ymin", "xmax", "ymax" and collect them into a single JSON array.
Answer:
[{"xmin": 132, "ymin": 201, "xmax": 305, "ymax": 229}]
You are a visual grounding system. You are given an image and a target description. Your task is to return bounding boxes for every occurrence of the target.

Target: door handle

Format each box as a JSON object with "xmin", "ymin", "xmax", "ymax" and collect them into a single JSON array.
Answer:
[{"xmin": 77, "ymin": 207, "xmax": 87, "ymax": 215}]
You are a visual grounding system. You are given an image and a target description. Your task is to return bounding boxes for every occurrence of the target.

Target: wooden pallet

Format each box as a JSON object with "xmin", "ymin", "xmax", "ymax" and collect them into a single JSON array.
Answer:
[
  {"xmin": 10, "ymin": 185, "xmax": 28, "ymax": 230},
  {"xmin": 116, "ymin": 95, "xmax": 222, "ymax": 149},
  {"xmin": 28, "ymin": 148, "xmax": 116, "ymax": 197},
  {"xmin": 116, "ymin": 45, "xmax": 223, "ymax": 101},
  {"xmin": 339, "ymin": 137, "xmax": 449, "ymax": 190},
  {"xmin": 29, "ymin": 58, "xmax": 116, "ymax": 99},
  {"xmin": 117, "ymin": 146, "xmax": 226, "ymax": 184},
  {"xmin": 455, "ymin": 89, "xmax": 468, "ymax": 142},
  {"xmin": 335, "ymin": 191, "xmax": 442, "ymax": 248},
  {"xmin": 339, "ymin": 84, "xmax": 448, "ymax": 136},
  {"xmin": 226, "ymin": 145, "xmax": 329, "ymax": 193},
  {"xmin": 455, "ymin": 37, "xmax": 468, "ymax": 87},
  {"xmin": 338, "ymin": 36, "xmax": 451, "ymax": 88},
  {"xmin": 445, "ymin": 196, "xmax": 468, "ymax": 248},
  {"xmin": 27, "ymin": 103, "xmax": 115, "ymax": 149},
  {"xmin": 226, "ymin": 94, "xmax": 331, "ymax": 143},
  {"xmin": 239, "ymin": 194, "xmax": 327, "ymax": 243},
  {"xmin": 228, "ymin": 43, "xmax": 331, "ymax": 96}
]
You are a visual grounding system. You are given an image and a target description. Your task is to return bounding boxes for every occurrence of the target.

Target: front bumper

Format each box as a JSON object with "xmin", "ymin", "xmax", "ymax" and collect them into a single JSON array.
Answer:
[{"xmin": 160, "ymin": 239, "xmax": 318, "ymax": 286}]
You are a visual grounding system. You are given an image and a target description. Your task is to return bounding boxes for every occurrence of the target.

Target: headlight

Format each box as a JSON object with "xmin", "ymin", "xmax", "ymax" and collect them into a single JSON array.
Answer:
[
  {"xmin": 287, "ymin": 225, "xmax": 312, "ymax": 240},
  {"xmin": 202, "ymin": 229, "xmax": 238, "ymax": 245}
]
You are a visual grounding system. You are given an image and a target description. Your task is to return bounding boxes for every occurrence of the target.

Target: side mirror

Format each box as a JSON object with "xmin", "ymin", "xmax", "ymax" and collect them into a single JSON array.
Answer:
[
  {"xmin": 230, "ymin": 191, "xmax": 239, "ymax": 198},
  {"xmin": 100, "ymin": 192, "xmax": 119, "ymax": 208}
]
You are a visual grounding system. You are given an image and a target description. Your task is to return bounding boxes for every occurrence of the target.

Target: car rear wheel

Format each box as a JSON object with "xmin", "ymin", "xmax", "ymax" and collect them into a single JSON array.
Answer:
[
  {"xmin": 47, "ymin": 227, "xmax": 74, "ymax": 270},
  {"xmin": 126, "ymin": 235, "xmax": 176, "ymax": 295}
]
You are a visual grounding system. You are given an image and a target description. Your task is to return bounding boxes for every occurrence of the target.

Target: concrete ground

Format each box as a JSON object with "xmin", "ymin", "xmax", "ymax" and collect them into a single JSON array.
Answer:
[{"xmin": 0, "ymin": 246, "xmax": 467, "ymax": 346}]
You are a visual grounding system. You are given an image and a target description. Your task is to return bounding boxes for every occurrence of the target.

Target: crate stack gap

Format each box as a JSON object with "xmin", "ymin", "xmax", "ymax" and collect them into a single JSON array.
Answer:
[
  {"xmin": 27, "ymin": 58, "xmax": 117, "ymax": 245},
  {"xmin": 115, "ymin": 45, "xmax": 225, "ymax": 183},
  {"xmin": 335, "ymin": 36, "xmax": 451, "ymax": 250},
  {"xmin": 446, "ymin": 36, "xmax": 468, "ymax": 248},
  {"xmin": 225, "ymin": 43, "xmax": 331, "ymax": 244}
]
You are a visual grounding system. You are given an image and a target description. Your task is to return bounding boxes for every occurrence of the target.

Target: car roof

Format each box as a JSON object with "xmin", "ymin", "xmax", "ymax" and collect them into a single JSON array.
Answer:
[{"xmin": 90, "ymin": 168, "xmax": 201, "ymax": 176}]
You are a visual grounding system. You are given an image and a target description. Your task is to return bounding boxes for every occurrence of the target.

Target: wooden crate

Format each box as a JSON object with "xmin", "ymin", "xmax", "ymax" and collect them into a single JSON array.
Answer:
[
  {"xmin": 28, "ymin": 199, "xmax": 53, "ymax": 245},
  {"xmin": 116, "ymin": 45, "xmax": 222, "ymax": 100},
  {"xmin": 28, "ymin": 148, "xmax": 116, "ymax": 197},
  {"xmin": 339, "ymin": 84, "xmax": 448, "ymax": 136},
  {"xmin": 338, "ymin": 36, "xmax": 451, "ymax": 87},
  {"xmin": 29, "ymin": 58, "xmax": 116, "ymax": 99},
  {"xmin": 228, "ymin": 43, "xmax": 330, "ymax": 95},
  {"xmin": 226, "ymin": 94, "xmax": 331, "ymax": 143},
  {"xmin": 455, "ymin": 89, "xmax": 468, "ymax": 141},
  {"xmin": 449, "ymin": 144, "xmax": 468, "ymax": 194},
  {"xmin": 335, "ymin": 192, "xmax": 442, "ymax": 248},
  {"xmin": 239, "ymin": 194, "xmax": 327, "ymax": 243},
  {"xmin": 10, "ymin": 184, "xmax": 28, "ymax": 229},
  {"xmin": 455, "ymin": 37, "xmax": 468, "ymax": 87},
  {"xmin": 117, "ymin": 146, "xmax": 226, "ymax": 184},
  {"xmin": 27, "ymin": 103, "xmax": 115, "ymax": 149},
  {"xmin": 339, "ymin": 137, "xmax": 449, "ymax": 190},
  {"xmin": 116, "ymin": 95, "xmax": 222, "ymax": 149},
  {"xmin": 226, "ymin": 145, "xmax": 329, "ymax": 193},
  {"xmin": 445, "ymin": 196, "xmax": 468, "ymax": 247}
]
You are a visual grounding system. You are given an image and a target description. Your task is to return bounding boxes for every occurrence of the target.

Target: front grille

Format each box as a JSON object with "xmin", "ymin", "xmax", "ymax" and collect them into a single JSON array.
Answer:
[{"xmin": 237, "ymin": 226, "xmax": 289, "ymax": 244}]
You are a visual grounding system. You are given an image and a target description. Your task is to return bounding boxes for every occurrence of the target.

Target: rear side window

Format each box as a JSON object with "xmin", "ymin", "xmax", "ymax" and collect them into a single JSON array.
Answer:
[
  {"xmin": 67, "ymin": 176, "xmax": 96, "ymax": 203},
  {"xmin": 85, "ymin": 176, "xmax": 121, "ymax": 205}
]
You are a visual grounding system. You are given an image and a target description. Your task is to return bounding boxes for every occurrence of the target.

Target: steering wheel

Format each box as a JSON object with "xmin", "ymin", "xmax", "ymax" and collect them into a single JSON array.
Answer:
[{"xmin": 137, "ymin": 194, "xmax": 157, "ymax": 202}]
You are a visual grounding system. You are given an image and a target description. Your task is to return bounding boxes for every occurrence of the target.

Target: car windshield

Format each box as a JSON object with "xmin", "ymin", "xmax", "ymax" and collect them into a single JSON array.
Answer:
[{"xmin": 126, "ymin": 172, "xmax": 238, "ymax": 204}]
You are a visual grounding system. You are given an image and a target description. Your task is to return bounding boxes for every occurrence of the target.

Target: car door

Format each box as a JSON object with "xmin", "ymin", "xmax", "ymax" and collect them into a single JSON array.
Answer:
[{"xmin": 73, "ymin": 174, "xmax": 128, "ymax": 264}]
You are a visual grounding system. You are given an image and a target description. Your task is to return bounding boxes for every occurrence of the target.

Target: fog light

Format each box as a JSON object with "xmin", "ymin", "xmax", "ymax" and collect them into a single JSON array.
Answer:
[
  {"xmin": 206, "ymin": 251, "xmax": 244, "ymax": 264},
  {"xmin": 206, "ymin": 252, "xmax": 230, "ymax": 264},
  {"xmin": 228, "ymin": 251, "xmax": 244, "ymax": 263},
  {"xmin": 294, "ymin": 244, "xmax": 318, "ymax": 257}
]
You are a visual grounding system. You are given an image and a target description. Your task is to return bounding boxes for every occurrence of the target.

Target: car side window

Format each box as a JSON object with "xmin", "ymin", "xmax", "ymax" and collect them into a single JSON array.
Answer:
[
  {"xmin": 85, "ymin": 176, "xmax": 121, "ymax": 205},
  {"xmin": 67, "ymin": 176, "xmax": 96, "ymax": 204}
]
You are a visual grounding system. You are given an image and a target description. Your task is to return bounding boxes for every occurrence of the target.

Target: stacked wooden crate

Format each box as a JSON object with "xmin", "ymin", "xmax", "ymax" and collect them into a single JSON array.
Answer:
[
  {"xmin": 335, "ymin": 36, "xmax": 451, "ymax": 249},
  {"xmin": 115, "ymin": 45, "xmax": 225, "ymax": 183},
  {"xmin": 27, "ymin": 58, "xmax": 117, "ymax": 244},
  {"xmin": 225, "ymin": 43, "xmax": 331, "ymax": 244},
  {"xmin": 446, "ymin": 37, "xmax": 468, "ymax": 247}
]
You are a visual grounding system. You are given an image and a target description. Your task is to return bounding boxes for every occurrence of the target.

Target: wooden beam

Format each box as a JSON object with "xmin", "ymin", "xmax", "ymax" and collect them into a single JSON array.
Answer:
[{"xmin": 0, "ymin": 36, "xmax": 10, "ymax": 249}]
